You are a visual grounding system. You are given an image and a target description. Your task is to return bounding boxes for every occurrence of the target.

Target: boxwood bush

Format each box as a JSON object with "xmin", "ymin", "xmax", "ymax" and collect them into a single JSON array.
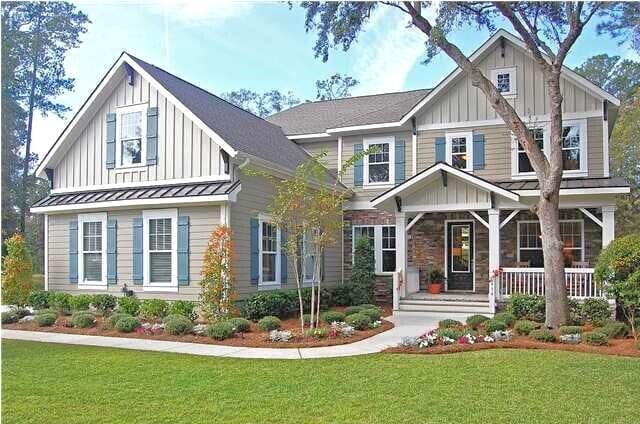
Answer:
[
  {"xmin": 164, "ymin": 314, "xmax": 194, "ymax": 335},
  {"xmin": 321, "ymin": 310, "xmax": 346, "ymax": 324},
  {"xmin": 329, "ymin": 284, "xmax": 352, "ymax": 306},
  {"xmin": 494, "ymin": 311, "xmax": 516, "ymax": 327},
  {"xmin": 438, "ymin": 319, "xmax": 463, "ymax": 329},
  {"xmin": 437, "ymin": 327, "xmax": 464, "ymax": 340},
  {"xmin": 91, "ymin": 294, "xmax": 117, "ymax": 316},
  {"xmin": 239, "ymin": 292, "xmax": 296, "ymax": 320},
  {"xmin": 117, "ymin": 296, "xmax": 141, "ymax": 316},
  {"xmin": 208, "ymin": 320, "xmax": 236, "ymax": 340},
  {"xmin": 599, "ymin": 320, "xmax": 629, "ymax": 339},
  {"xmin": 344, "ymin": 306, "xmax": 363, "ymax": 316},
  {"xmin": 514, "ymin": 320, "xmax": 537, "ymax": 335},
  {"xmin": 68, "ymin": 294, "xmax": 93, "ymax": 312},
  {"xmin": 360, "ymin": 307, "xmax": 381, "ymax": 322},
  {"xmin": 466, "ymin": 314, "xmax": 489, "ymax": 329},
  {"xmin": 559, "ymin": 325, "xmax": 583, "ymax": 336},
  {"xmin": 228, "ymin": 317, "xmax": 251, "ymax": 333},
  {"xmin": 34, "ymin": 312, "xmax": 57, "ymax": 327},
  {"xmin": 258, "ymin": 316, "xmax": 281, "ymax": 331},
  {"xmin": 115, "ymin": 315, "xmax": 141, "ymax": 333},
  {"xmin": 108, "ymin": 312, "xmax": 133, "ymax": 328},
  {"xmin": 71, "ymin": 311, "xmax": 96, "ymax": 328},
  {"xmin": 26, "ymin": 290, "xmax": 50, "ymax": 310},
  {"xmin": 584, "ymin": 331, "xmax": 609, "ymax": 346},
  {"xmin": 507, "ymin": 294, "xmax": 545, "ymax": 321},
  {"xmin": 345, "ymin": 312, "xmax": 371, "ymax": 330},
  {"xmin": 139, "ymin": 299, "xmax": 169, "ymax": 321},
  {"xmin": 580, "ymin": 298, "xmax": 611, "ymax": 326},
  {"xmin": 485, "ymin": 319, "xmax": 507, "ymax": 333},
  {"xmin": 529, "ymin": 329, "xmax": 556, "ymax": 342},
  {"xmin": 168, "ymin": 300, "xmax": 196, "ymax": 321}
]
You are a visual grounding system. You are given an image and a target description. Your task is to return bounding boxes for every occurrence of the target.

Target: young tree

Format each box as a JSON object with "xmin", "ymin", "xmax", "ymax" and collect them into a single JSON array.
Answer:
[
  {"xmin": 350, "ymin": 236, "xmax": 376, "ymax": 305},
  {"xmin": 1, "ymin": 233, "xmax": 33, "ymax": 306},
  {"xmin": 298, "ymin": 2, "xmax": 621, "ymax": 328},
  {"xmin": 220, "ymin": 89, "xmax": 300, "ymax": 117},
  {"xmin": 574, "ymin": 54, "xmax": 640, "ymax": 100},
  {"xmin": 315, "ymin": 73, "xmax": 359, "ymax": 100},
  {"xmin": 200, "ymin": 226, "xmax": 236, "ymax": 322}
]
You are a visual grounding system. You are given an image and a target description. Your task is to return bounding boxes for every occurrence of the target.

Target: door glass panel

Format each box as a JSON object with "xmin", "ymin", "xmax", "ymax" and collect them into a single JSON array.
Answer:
[{"xmin": 451, "ymin": 224, "xmax": 471, "ymax": 272}]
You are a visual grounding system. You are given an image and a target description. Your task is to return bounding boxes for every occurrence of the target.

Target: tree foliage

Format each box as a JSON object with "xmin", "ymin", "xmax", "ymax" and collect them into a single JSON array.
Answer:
[
  {"xmin": 315, "ymin": 73, "xmax": 359, "ymax": 100},
  {"xmin": 350, "ymin": 236, "xmax": 376, "ymax": 305},
  {"xmin": 1, "ymin": 233, "xmax": 33, "ymax": 306},
  {"xmin": 574, "ymin": 54, "xmax": 640, "ymax": 100},
  {"xmin": 200, "ymin": 225, "xmax": 236, "ymax": 322},
  {"xmin": 220, "ymin": 88, "xmax": 300, "ymax": 118},
  {"xmin": 597, "ymin": 2, "xmax": 640, "ymax": 54}
]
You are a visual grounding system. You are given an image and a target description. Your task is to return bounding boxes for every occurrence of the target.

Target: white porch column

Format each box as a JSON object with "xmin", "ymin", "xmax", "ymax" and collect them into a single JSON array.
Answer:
[
  {"xmin": 394, "ymin": 212, "xmax": 407, "ymax": 310},
  {"xmin": 488, "ymin": 209, "xmax": 500, "ymax": 313},
  {"xmin": 602, "ymin": 205, "xmax": 616, "ymax": 247}
]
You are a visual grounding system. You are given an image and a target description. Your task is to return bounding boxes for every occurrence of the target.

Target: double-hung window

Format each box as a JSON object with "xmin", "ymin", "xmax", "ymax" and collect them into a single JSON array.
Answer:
[
  {"xmin": 516, "ymin": 127, "xmax": 545, "ymax": 174},
  {"xmin": 78, "ymin": 213, "xmax": 107, "ymax": 287},
  {"xmin": 381, "ymin": 226, "xmax": 396, "ymax": 273},
  {"xmin": 116, "ymin": 104, "xmax": 147, "ymax": 168},
  {"xmin": 363, "ymin": 137, "xmax": 394, "ymax": 186},
  {"xmin": 259, "ymin": 218, "xmax": 280, "ymax": 286},
  {"xmin": 352, "ymin": 225, "xmax": 396, "ymax": 274},
  {"xmin": 143, "ymin": 209, "xmax": 177, "ymax": 288},
  {"xmin": 445, "ymin": 132, "xmax": 473, "ymax": 171},
  {"xmin": 517, "ymin": 220, "xmax": 584, "ymax": 268},
  {"xmin": 491, "ymin": 67, "xmax": 517, "ymax": 97}
]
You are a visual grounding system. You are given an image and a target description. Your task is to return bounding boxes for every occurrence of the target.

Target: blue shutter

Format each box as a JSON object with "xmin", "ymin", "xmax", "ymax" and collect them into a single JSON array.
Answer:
[
  {"xmin": 106, "ymin": 113, "xmax": 116, "ymax": 169},
  {"xmin": 132, "ymin": 218, "xmax": 143, "ymax": 284},
  {"xmin": 146, "ymin": 107, "xmax": 158, "ymax": 165},
  {"xmin": 250, "ymin": 218, "xmax": 259, "ymax": 284},
  {"xmin": 177, "ymin": 216, "xmax": 190, "ymax": 286},
  {"xmin": 473, "ymin": 133, "xmax": 486, "ymax": 170},
  {"xmin": 280, "ymin": 229, "xmax": 287, "ymax": 284},
  {"xmin": 354, "ymin": 143, "xmax": 363, "ymax": 187},
  {"xmin": 107, "ymin": 219, "xmax": 117, "ymax": 284},
  {"xmin": 395, "ymin": 138, "xmax": 405, "ymax": 184},
  {"xmin": 69, "ymin": 221, "xmax": 78, "ymax": 283},
  {"xmin": 435, "ymin": 137, "xmax": 446, "ymax": 163}
]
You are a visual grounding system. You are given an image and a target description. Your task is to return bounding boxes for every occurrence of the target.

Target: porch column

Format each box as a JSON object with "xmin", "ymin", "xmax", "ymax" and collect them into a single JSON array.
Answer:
[
  {"xmin": 602, "ymin": 205, "xmax": 616, "ymax": 247},
  {"xmin": 394, "ymin": 212, "xmax": 407, "ymax": 310},
  {"xmin": 488, "ymin": 209, "xmax": 500, "ymax": 313}
]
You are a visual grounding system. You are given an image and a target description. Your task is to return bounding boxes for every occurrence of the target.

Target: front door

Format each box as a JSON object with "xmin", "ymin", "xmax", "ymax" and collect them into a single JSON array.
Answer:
[{"xmin": 447, "ymin": 221, "xmax": 474, "ymax": 291}]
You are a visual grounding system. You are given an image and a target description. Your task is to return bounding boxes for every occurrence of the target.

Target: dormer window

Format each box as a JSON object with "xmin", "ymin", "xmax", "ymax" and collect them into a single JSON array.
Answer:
[
  {"xmin": 491, "ymin": 67, "xmax": 517, "ymax": 97},
  {"xmin": 116, "ymin": 104, "xmax": 147, "ymax": 168},
  {"xmin": 445, "ymin": 131, "xmax": 473, "ymax": 172}
]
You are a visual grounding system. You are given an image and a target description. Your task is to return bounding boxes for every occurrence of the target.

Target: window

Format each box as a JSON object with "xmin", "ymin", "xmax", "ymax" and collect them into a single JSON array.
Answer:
[
  {"xmin": 561, "ymin": 125, "xmax": 581, "ymax": 171},
  {"xmin": 364, "ymin": 137, "xmax": 394, "ymax": 186},
  {"xmin": 78, "ymin": 213, "xmax": 107, "ymax": 285},
  {"xmin": 517, "ymin": 127, "xmax": 545, "ymax": 174},
  {"xmin": 116, "ymin": 104, "xmax": 147, "ymax": 168},
  {"xmin": 445, "ymin": 132, "xmax": 473, "ymax": 171},
  {"xmin": 352, "ymin": 225, "xmax": 396, "ymax": 274},
  {"xmin": 517, "ymin": 220, "xmax": 583, "ymax": 268},
  {"xmin": 143, "ymin": 209, "xmax": 177, "ymax": 288},
  {"xmin": 259, "ymin": 218, "xmax": 280, "ymax": 285},
  {"xmin": 491, "ymin": 67, "xmax": 517, "ymax": 97},
  {"xmin": 303, "ymin": 229, "xmax": 319, "ymax": 283}
]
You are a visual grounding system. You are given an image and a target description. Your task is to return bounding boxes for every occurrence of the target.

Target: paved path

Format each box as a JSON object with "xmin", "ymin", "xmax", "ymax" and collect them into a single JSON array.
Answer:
[{"xmin": 2, "ymin": 312, "xmax": 469, "ymax": 359}]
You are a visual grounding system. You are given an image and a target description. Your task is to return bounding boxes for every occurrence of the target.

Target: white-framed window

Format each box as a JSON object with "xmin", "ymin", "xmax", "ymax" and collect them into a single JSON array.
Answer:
[
  {"xmin": 143, "ymin": 209, "xmax": 177, "ymax": 288},
  {"xmin": 116, "ymin": 103, "xmax": 147, "ymax": 168},
  {"xmin": 511, "ymin": 120, "xmax": 588, "ymax": 178},
  {"xmin": 364, "ymin": 136, "xmax": 395, "ymax": 186},
  {"xmin": 259, "ymin": 216, "xmax": 281, "ymax": 286},
  {"xmin": 78, "ymin": 212, "xmax": 107, "ymax": 287},
  {"xmin": 303, "ymin": 228, "xmax": 319, "ymax": 284},
  {"xmin": 445, "ymin": 131, "xmax": 473, "ymax": 171},
  {"xmin": 491, "ymin": 67, "xmax": 517, "ymax": 97},
  {"xmin": 517, "ymin": 220, "xmax": 584, "ymax": 268},
  {"xmin": 352, "ymin": 225, "xmax": 396, "ymax": 274}
]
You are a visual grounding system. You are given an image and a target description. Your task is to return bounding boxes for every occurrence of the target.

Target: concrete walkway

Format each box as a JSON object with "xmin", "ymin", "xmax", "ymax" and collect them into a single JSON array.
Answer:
[{"xmin": 2, "ymin": 313, "xmax": 467, "ymax": 359}]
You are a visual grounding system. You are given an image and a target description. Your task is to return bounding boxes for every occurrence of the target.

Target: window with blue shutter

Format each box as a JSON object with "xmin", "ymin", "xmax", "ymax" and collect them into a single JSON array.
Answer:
[
  {"xmin": 473, "ymin": 134, "xmax": 485, "ymax": 170},
  {"xmin": 435, "ymin": 137, "xmax": 446, "ymax": 163},
  {"xmin": 177, "ymin": 216, "xmax": 190, "ymax": 285},
  {"xmin": 353, "ymin": 144, "xmax": 363, "ymax": 187},
  {"xmin": 132, "ymin": 217, "xmax": 143, "ymax": 284},
  {"xmin": 107, "ymin": 219, "xmax": 117, "ymax": 284},
  {"xmin": 106, "ymin": 113, "xmax": 116, "ymax": 169},
  {"xmin": 250, "ymin": 218, "xmax": 259, "ymax": 284},
  {"xmin": 69, "ymin": 221, "xmax": 78, "ymax": 283},
  {"xmin": 146, "ymin": 107, "xmax": 158, "ymax": 165},
  {"xmin": 395, "ymin": 138, "xmax": 405, "ymax": 184}
]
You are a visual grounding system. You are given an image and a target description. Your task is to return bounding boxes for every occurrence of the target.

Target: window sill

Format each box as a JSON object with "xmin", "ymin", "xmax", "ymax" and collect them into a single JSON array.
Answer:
[
  {"xmin": 142, "ymin": 285, "xmax": 178, "ymax": 293},
  {"xmin": 115, "ymin": 164, "xmax": 148, "ymax": 171},
  {"xmin": 78, "ymin": 282, "xmax": 108, "ymax": 290},
  {"xmin": 258, "ymin": 283, "xmax": 281, "ymax": 291},
  {"xmin": 361, "ymin": 184, "xmax": 394, "ymax": 190}
]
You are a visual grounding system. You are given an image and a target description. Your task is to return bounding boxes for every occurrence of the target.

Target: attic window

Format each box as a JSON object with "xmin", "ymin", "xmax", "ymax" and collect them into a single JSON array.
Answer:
[
  {"xmin": 491, "ymin": 67, "xmax": 517, "ymax": 97},
  {"xmin": 116, "ymin": 104, "xmax": 147, "ymax": 168}
]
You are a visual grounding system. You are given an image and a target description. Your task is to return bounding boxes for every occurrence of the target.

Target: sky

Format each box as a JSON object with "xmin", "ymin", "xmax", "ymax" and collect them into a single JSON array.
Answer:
[{"xmin": 31, "ymin": 0, "xmax": 636, "ymax": 160}]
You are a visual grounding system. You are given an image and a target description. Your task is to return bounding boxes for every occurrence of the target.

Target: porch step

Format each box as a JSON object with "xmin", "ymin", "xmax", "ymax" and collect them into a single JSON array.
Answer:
[{"xmin": 398, "ymin": 299, "xmax": 492, "ymax": 314}]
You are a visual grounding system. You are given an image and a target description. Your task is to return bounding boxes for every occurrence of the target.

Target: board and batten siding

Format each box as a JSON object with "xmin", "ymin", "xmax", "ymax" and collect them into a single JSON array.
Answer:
[
  {"xmin": 417, "ymin": 39, "xmax": 602, "ymax": 126},
  {"xmin": 53, "ymin": 72, "xmax": 225, "ymax": 190},
  {"xmin": 47, "ymin": 205, "xmax": 221, "ymax": 301},
  {"xmin": 231, "ymin": 173, "xmax": 342, "ymax": 299}
]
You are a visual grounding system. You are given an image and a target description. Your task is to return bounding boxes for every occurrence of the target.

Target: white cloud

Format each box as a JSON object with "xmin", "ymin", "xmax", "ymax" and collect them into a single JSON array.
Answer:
[
  {"xmin": 31, "ymin": 114, "xmax": 67, "ymax": 162},
  {"xmin": 151, "ymin": 0, "xmax": 254, "ymax": 25}
]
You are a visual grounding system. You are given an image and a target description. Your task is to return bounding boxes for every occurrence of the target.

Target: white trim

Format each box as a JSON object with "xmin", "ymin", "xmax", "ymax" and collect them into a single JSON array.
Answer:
[
  {"xmin": 143, "ymin": 208, "xmax": 178, "ymax": 289},
  {"xmin": 417, "ymin": 111, "xmax": 602, "ymax": 131},
  {"xmin": 491, "ymin": 66, "xmax": 517, "ymax": 97},
  {"xmin": 411, "ymin": 132, "xmax": 417, "ymax": 176},
  {"xmin": 444, "ymin": 219, "xmax": 476, "ymax": 292},
  {"xmin": 344, "ymin": 200, "xmax": 377, "ymax": 210},
  {"xmin": 327, "ymin": 121, "xmax": 402, "ymax": 134},
  {"xmin": 403, "ymin": 203, "xmax": 492, "ymax": 213},
  {"xmin": 363, "ymin": 136, "xmax": 395, "ymax": 187},
  {"xmin": 515, "ymin": 186, "xmax": 630, "ymax": 197},
  {"xmin": 603, "ymin": 111, "xmax": 610, "ymax": 177},
  {"xmin": 337, "ymin": 136, "xmax": 343, "ymax": 181},
  {"xmin": 50, "ymin": 175, "xmax": 231, "ymax": 195},
  {"xmin": 500, "ymin": 210, "xmax": 519, "ymax": 229},
  {"xmin": 468, "ymin": 211, "xmax": 488, "ymax": 229},
  {"xmin": 77, "ymin": 212, "xmax": 108, "ymax": 287},
  {"xmin": 44, "ymin": 215, "xmax": 49, "ymax": 291},
  {"xmin": 516, "ymin": 219, "xmax": 585, "ymax": 264},
  {"xmin": 115, "ymin": 103, "xmax": 148, "ymax": 169},
  {"xmin": 579, "ymin": 208, "xmax": 603, "ymax": 228},
  {"xmin": 287, "ymin": 132, "xmax": 333, "ymax": 140},
  {"xmin": 352, "ymin": 224, "xmax": 396, "ymax": 275},
  {"xmin": 445, "ymin": 131, "xmax": 473, "ymax": 172},
  {"xmin": 258, "ymin": 214, "xmax": 281, "ymax": 287},
  {"xmin": 406, "ymin": 212, "xmax": 425, "ymax": 232}
]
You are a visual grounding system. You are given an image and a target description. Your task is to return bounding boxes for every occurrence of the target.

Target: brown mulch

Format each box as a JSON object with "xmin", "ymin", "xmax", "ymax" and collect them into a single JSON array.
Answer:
[
  {"xmin": 3, "ymin": 306, "xmax": 394, "ymax": 349},
  {"xmin": 385, "ymin": 335, "xmax": 640, "ymax": 358}
]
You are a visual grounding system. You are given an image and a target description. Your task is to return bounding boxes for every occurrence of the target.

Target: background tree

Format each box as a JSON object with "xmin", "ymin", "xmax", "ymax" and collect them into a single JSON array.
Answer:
[
  {"xmin": 315, "ymin": 73, "xmax": 359, "ymax": 100},
  {"xmin": 597, "ymin": 3, "xmax": 640, "ymax": 54},
  {"xmin": 298, "ymin": 1, "xmax": 623, "ymax": 327},
  {"xmin": 350, "ymin": 237, "xmax": 376, "ymax": 305},
  {"xmin": 220, "ymin": 89, "xmax": 300, "ymax": 118},
  {"xmin": 574, "ymin": 54, "xmax": 640, "ymax": 100}
]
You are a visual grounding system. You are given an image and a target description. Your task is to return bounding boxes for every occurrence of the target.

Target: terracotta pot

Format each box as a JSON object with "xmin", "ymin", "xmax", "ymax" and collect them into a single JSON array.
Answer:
[{"xmin": 429, "ymin": 282, "xmax": 443, "ymax": 294}]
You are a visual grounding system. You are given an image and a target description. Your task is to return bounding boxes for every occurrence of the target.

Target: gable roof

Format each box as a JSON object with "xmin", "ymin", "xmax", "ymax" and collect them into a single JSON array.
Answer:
[{"xmin": 266, "ymin": 89, "xmax": 430, "ymax": 136}]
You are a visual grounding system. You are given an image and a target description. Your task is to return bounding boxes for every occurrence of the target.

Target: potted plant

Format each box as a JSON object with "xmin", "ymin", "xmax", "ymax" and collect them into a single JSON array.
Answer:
[{"xmin": 428, "ymin": 269, "xmax": 445, "ymax": 294}]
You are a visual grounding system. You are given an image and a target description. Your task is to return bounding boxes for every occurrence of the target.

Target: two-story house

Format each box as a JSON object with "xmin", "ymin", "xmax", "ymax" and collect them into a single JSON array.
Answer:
[{"xmin": 33, "ymin": 30, "xmax": 629, "ymax": 315}]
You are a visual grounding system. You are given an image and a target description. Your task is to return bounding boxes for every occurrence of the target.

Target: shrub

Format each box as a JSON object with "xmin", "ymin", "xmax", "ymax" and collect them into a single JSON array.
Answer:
[
  {"xmin": 485, "ymin": 319, "xmax": 507, "ymax": 333},
  {"xmin": 438, "ymin": 319, "xmax": 463, "ymax": 329},
  {"xmin": 438, "ymin": 327, "xmax": 464, "ymax": 340},
  {"xmin": 199, "ymin": 225, "xmax": 236, "ymax": 322},
  {"xmin": 10, "ymin": 307, "xmax": 30, "ymax": 318},
  {"xmin": 168, "ymin": 300, "xmax": 196, "ymax": 321},
  {"xmin": 344, "ymin": 306, "xmax": 363, "ymax": 316},
  {"xmin": 208, "ymin": 320, "xmax": 236, "ymax": 340},
  {"xmin": 567, "ymin": 298, "xmax": 583, "ymax": 325},
  {"xmin": 258, "ymin": 316, "xmax": 282, "ymax": 331},
  {"xmin": 529, "ymin": 329, "xmax": 556, "ymax": 342},
  {"xmin": 228, "ymin": 317, "xmax": 251, "ymax": 333},
  {"xmin": 321, "ymin": 310, "xmax": 346, "ymax": 324},
  {"xmin": 108, "ymin": 312, "xmax": 132, "ymax": 328},
  {"xmin": 69, "ymin": 294, "xmax": 93, "ymax": 312},
  {"xmin": 34, "ymin": 312, "xmax": 57, "ymax": 327},
  {"xmin": 350, "ymin": 237, "xmax": 375, "ymax": 304},
  {"xmin": 48, "ymin": 292, "xmax": 72, "ymax": 314},
  {"xmin": 1, "ymin": 312, "xmax": 19, "ymax": 324},
  {"xmin": 358, "ymin": 304, "xmax": 378, "ymax": 311},
  {"xmin": 466, "ymin": 314, "xmax": 490, "ymax": 329},
  {"xmin": 239, "ymin": 291, "xmax": 295, "ymax": 321},
  {"xmin": 115, "ymin": 315, "xmax": 141, "ymax": 333},
  {"xmin": 329, "ymin": 284, "xmax": 352, "ymax": 306},
  {"xmin": 584, "ymin": 331, "xmax": 609, "ymax": 346},
  {"xmin": 91, "ymin": 294, "xmax": 117, "ymax": 316},
  {"xmin": 507, "ymin": 294, "xmax": 545, "ymax": 321},
  {"xmin": 71, "ymin": 312, "xmax": 96, "ymax": 328},
  {"xmin": 559, "ymin": 325, "xmax": 584, "ymax": 336},
  {"xmin": 600, "ymin": 320, "xmax": 629, "ymax": 339},
  {"xmin": 27, "ymin": 290, "xmax": 50, "ymax": 310},
  {"xmin": 580, "ymin": 298, "xmax": 611, "ymax": 326},
  {"xmin": 494, "ymin": 312, "xmax": 516, "ymax": 327},
  {"xmin": 514, "ymin": 320, "xmax": 538, "ymax": 335},
  {"xmin": 139, "ymin": 299, "xmax": 169, "ymax": 321},
  {"xmin": 304, "ymin": 327, "xmax": 328, "ymax": 338},
  {"xmin": 345, "ymin": 312, "xmax": 371, "ymax": 330},
  {"xmin": 164, "ymin": 314, "xmax": 194, "ymax": 335},
  {"xmin": 1, "ymin": 234, "xmax": 33, "ymax": 306},
  {"xmin": 117, "ymin": 296, "xmax": 140, "ymax": 316},
  {"xmin": 360, "ymin": 307, "xmax": 381, "ymax": 322}
]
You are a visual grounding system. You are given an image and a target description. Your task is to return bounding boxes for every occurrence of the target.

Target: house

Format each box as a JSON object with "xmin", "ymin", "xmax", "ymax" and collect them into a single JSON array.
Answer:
[{"xmin": 33, "ymin": 30, "xmax": 630, "ymax": 315}]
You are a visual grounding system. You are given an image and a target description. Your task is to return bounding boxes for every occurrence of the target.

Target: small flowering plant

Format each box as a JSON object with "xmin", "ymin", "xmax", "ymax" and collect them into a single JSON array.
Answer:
[
  {"xmin": 398, "ymin": 326, "xmax": 500, "ymax": 349},
  {"xmin": 328, "ymin": 321, "xmax": 355, "ymax": 338}
]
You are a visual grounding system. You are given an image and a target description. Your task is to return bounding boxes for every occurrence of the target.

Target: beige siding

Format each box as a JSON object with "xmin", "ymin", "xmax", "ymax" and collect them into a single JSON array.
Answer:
[
  {"xmin": 418, "ymin": 40, "xmax": 602, "ymax": 126},
  {"xmin": 47, "ymin": 205, "xmax": 221, "ymax": 301},
  {"xmin": 53, "ymin": 72, "xmax": 225, "ymax": 190},
  {"xmin": 302, "ymin": 140, "xmax": 339, "ymax": 172}
]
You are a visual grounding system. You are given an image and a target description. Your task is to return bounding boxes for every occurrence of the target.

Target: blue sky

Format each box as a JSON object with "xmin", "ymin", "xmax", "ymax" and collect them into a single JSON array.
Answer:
[{"xmin": 32, "ymin": 1, "xmax": 636, "ymax": 159}]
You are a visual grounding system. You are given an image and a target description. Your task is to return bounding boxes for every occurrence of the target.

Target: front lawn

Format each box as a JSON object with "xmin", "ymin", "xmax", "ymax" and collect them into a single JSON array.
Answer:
[{"xmin": 3, "ymin": 340, "xmax": 639, "ymax": 423}]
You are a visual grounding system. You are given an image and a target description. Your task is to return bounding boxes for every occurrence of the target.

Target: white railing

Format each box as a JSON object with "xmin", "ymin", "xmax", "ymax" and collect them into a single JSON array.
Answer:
[{"xmin": 498, "ymin": 267, "xmax": 603, "ymax": 300}]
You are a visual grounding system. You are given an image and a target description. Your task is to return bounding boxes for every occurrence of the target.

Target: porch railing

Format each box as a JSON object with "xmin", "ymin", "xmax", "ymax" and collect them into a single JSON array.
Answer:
[{"xmin": 498, "ymin": 267, "xmax": 603, "ymax": 300}]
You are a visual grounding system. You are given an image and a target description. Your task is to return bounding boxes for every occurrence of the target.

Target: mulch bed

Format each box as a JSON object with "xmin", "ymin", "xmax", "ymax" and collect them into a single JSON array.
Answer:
[{"xmin": 385, "ymin": 335, "xmax": 640, "ymax": 358}]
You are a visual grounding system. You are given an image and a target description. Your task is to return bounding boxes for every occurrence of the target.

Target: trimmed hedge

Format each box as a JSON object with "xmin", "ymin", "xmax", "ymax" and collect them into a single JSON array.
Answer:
[
  {"xmin": 34, "ymin": 312, "xmax": 57, "ymax": 327},
  {"xmin": 108, "ymin": 312, "xmax": 133, "ymax": 328},
  {"xmin": 344, "ymin": 306, "xmax": 363, "ymax": 316},
  {"xmin": 115, "ymin": 315, "xmax": 141, "ymax": 333},
  {"xmin": 507, "ymin": 294, "xmax": 545, "ymax": 321},
  {"xmin": 514, "ymin": 320, "xmax": 537, "ymax": 336},
  {"xmin": 228, "ymin": 317, "xmax": 251, "ymax": 333},
  {"xmin": 529, "ymin": 329, "xmax": 556, "ymax": 342},
  {"xmin": 208, "ymin": 321, "xmax": 235, "ymax": 340},
  {"xmin": 559, "ymin": 325, "xmax": 583, "ymax": 336},
  {"xmin": 258, "ymin": 316, "xmax": 281, "ymax": 331},
  {"xmin": 466, "ymin": 314, "xmax": 489, "ymax": 329},
  {"xmin": 584, "ymin": 331, "xmax": 608, "ymax": 346},
  {"xmin": 599, "ymin": 321, "xmax": 629, "ymax": 339},
  {"xmin": 164, "ymin": 314, "xmax": 194, "ymax": 335},
  {"xmin": 485, "ymin": 319, "xmax": 507, "ymax": 333},
  {"xmin": 580, "ymin": 298, "xmax": 611, "ymax": 326},
  {"xmin": 321, "ymin": 310, "xmax": 346, "ymax": 324},
  {"xmin": 26, "ymin": 290, "xmax": 50, "ymax": 310},
  {"xmin": 345, "ymin": 313, "xmax": 371, "ymax": 330},
  {"xmin": 71, "ymin": 312, "xmax": 96, "ymax": 328},
  {"xmin": 360, "ymin": 308, "xmax": 381, "ymax": 322},
  {"xmin": 494, "ymin": 312, "xmax": 516, "ymax": 327}
]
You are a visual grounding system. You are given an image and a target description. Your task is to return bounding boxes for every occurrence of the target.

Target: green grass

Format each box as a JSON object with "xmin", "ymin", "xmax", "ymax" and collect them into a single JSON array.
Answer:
[{"xmin": 3, "ymin": 340, "xmax": 640, "ymax": 424}]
